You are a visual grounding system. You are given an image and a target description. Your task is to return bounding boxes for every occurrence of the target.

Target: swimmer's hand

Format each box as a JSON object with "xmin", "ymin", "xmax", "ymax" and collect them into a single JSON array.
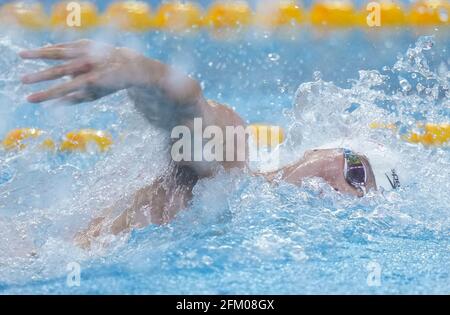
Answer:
[
  {"xmin": 74, "ymin": 217, "xmax": 105, "ymax": 250},
  {"xmin": 20, "ymin": 40, "xmax": 152, "ymax": 104},
  {"xmin": 21, "ymin": 39, "xmax": 246, "ymax": 177}
]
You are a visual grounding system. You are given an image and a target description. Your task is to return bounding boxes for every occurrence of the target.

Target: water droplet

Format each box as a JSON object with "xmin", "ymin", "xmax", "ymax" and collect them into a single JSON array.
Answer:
[
  {"xmin": 0, "ymin": 166, "xmax": 14, "ymax": 185},
  {"xmin": 399, "ymin": 76, "xmax": 412, "ymax": 92},
  {"xmin": 416, "ymin": 83, "xmax": 425, "ymax": 93},
  {"xmin": 417, "ymin": 36, "xmax": 434, "ymax": 51},
  {"xmin": 267, "ymin": 53, "xmax": 280, "ymax": 62},
  {"xmin": 313, "ymin": 71, "xmax": 322, "ymax": 81}
]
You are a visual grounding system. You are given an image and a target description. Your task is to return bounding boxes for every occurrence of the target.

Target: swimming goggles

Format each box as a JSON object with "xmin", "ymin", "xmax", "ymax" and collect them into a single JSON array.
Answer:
[{"xmin": 343, "ymin": 148, "xmax": 367, "ymax": 194}]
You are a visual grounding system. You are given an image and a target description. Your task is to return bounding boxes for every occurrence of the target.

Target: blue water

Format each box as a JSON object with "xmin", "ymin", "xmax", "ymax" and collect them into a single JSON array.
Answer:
[{"xmin": 0, "ymin": 4, "xmax": 449, "ymax": 294}]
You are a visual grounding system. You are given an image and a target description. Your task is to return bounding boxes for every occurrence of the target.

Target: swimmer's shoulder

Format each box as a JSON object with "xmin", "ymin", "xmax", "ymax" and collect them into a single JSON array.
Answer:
[{"xmin": 206, "ymin": 99, "xmax": 246, "ymax": 127}]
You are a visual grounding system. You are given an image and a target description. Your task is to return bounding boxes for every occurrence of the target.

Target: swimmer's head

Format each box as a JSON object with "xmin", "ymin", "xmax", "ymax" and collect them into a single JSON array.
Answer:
[
  {"xmin": 316, "ymin": 139, "xmax": 410, "ymax": 193},
  {"xmin": 301, "ymin": 148, "xmax": 377, "ymax": 197}
]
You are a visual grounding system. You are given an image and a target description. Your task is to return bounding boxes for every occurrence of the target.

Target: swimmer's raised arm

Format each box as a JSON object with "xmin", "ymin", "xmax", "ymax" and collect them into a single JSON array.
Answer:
[{"xmin": 20, "ymin": 39, "xmax": 246, "ymax": 177}]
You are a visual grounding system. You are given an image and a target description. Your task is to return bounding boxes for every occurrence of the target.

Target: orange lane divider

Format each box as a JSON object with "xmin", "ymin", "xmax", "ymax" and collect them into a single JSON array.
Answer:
[
  {"xmin": 0, "ymin": 1, "xmax": 448, "ymax": 30},
  {"xmin": 2, "ymin": 128, "xmax": 112, "ymax": 153}
]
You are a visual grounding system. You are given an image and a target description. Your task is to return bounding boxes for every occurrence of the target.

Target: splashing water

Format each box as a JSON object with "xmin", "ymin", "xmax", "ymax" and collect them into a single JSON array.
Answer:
[{"xmin": 0, "ymin": 32, "xmax": 449, "ymax": 294}]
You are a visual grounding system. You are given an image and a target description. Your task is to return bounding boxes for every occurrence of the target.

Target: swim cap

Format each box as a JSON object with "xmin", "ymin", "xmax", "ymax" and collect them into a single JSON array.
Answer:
[{"xmin": 317, "ymin": 138, "xmax": 411, "ymax": 191}]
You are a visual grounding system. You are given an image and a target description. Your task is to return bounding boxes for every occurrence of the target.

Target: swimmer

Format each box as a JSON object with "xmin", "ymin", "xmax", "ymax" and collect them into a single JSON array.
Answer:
[{"xmin": 19, "ymin": 40, "xmax": 379, "ymax": 248}]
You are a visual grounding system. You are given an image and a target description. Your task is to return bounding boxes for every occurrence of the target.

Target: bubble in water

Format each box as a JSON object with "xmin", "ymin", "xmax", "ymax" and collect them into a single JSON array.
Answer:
[
  {"xmin": 313, "ymin": 71, "xmax": 322, "ymax": 81},
  {"xmin": 417, "ymin": 36, "xmax": 434, "ymax": 51},
  {"xmin": 416, "ymin": 82, "xmax": 425, "ymax": 93},
  {"xmin": 267, "ymin": 53, "xmax": 280, "ymax": 62},
  {"xmin": 358, "ymin": 70, "xmax": 387, "ymax": 87},
  {"xmin": 424, "ymin": 85, "xmax": 439, "ymax": 100},
  {"xmin": 398, "ymin": 76, "xmax": 412, "ymax": 92},
  {"xmin": 0, "ymin": 165, "xmax": 14, "ymax": 185}
]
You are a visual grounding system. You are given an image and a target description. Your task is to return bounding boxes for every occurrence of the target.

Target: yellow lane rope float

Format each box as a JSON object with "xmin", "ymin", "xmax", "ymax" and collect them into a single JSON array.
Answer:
[
  {"xmin": 249, "ymin": 121, "xmax": 449, "ymax": 149},
  {"xmin": 370, "ymin": 122, "xmax": 450, "ymax": 146},
  {"xmin": 363, "ymin": 0, "xmax": 408, "ymax": 27},
  {"xmin": 410, "ymin": 0, "xmax": 450, "ymax": 25},
  {"xmin": 255, "ymin": 0, "xmax": 304, "ymax": 28},
  {"xmin": 2, "ymin": 126, "xmax": 283, "ymax": 153},
  {"xmin": 406, "ymin": 123, "xmax": 450, "ymax": 146},
  {"xmin": 1, "ymin": 129, "xmax": 112, "ymax": 153},
  {"xmin": 2, "ymin": 128, "xmax": 55, "ymax": 151},
  {"xmin": 51, "ymin": 1, "xmax": 99, "ymax": 29},
  {"xmin": 0, "ymin": 1, "xmax": 48, "ymax": 29},
  {"xmin": 248, "ymin": 124, "xmax": 285, "ymax": 148},
  {"xmin": 153, "ymin": 1, "xmax": 203, "ymax": 31},
  {"xmin": 103, "ymin": 1, "xmax": 153, "ymax": 31},
  {"xmin": 206, "ymin": 1, "xmax": 253, "ymax": 29},
  {"xmin": 310, "ymin": 0, "xmax": 360, "ymax": 27},
  {"xmin": 369, "ymin": 121, "xmax": 398, "ymax": 130},
  {"xmin": 2, "ymin": 123, "xmax": 448, "ymax": 156},
  {"xmin": 0, "ymin": 1, "xmax": 448, "ymax": 30},
  {"xmin": 60, "ymin": 129, "xmax": 113, "ymax": 152}
]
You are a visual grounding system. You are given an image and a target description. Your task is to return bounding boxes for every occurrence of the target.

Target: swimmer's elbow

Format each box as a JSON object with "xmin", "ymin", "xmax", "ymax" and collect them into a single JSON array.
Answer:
[
  {"xmin": 161, "ymin": 71, "xmax": 204, "ymax": 109},
  {"xmin": 139, "ymin": 57, "xmax": 204, "ymax": 107},
  {"xmin": 128, "ymin": 58, "xmax": 205, "ymax": 126}
]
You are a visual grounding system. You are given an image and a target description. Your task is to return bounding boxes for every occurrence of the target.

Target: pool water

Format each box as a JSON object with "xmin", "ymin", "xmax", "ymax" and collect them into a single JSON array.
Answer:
[{"xmin": 0, "ymin": 19, "xmax": 449, "ymax": 293}]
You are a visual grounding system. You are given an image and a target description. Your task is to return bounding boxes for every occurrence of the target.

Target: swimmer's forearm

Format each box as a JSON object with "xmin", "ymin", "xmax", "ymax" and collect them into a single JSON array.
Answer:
[
  {"xmin": 129, "ymin": 57, "xmax": 202, "ymax": 106},
  {"xmin": 126, "ymin": 56, "xmax": 206, "ymax": 129}
]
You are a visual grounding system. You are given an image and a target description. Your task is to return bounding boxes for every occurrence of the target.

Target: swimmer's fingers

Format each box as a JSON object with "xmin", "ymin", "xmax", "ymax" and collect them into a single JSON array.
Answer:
[
  {"xmin": 27, "ymin": 74, "xmax": 92, "ymax": 103},
  {"xmin": 74, "ymin": 216, "xmax": 106, "ymax": 249},
  {"xmin": 42, "ymin": 39, "xmax": 93, "ymax": 50},
  {"xmin": 60, "ymin": 91, "xmax": 94, "ymax": 105},
  {"xmin": 19, "ymin": 47, "xmax": 81, "ymax": 60},
  {"xmin": 20, "ymin": 40, "xmax": 100, "ymax": 60},
  {"xmin": 21, "ymin": 60, "xmax": 94, "ymax": 84}
]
